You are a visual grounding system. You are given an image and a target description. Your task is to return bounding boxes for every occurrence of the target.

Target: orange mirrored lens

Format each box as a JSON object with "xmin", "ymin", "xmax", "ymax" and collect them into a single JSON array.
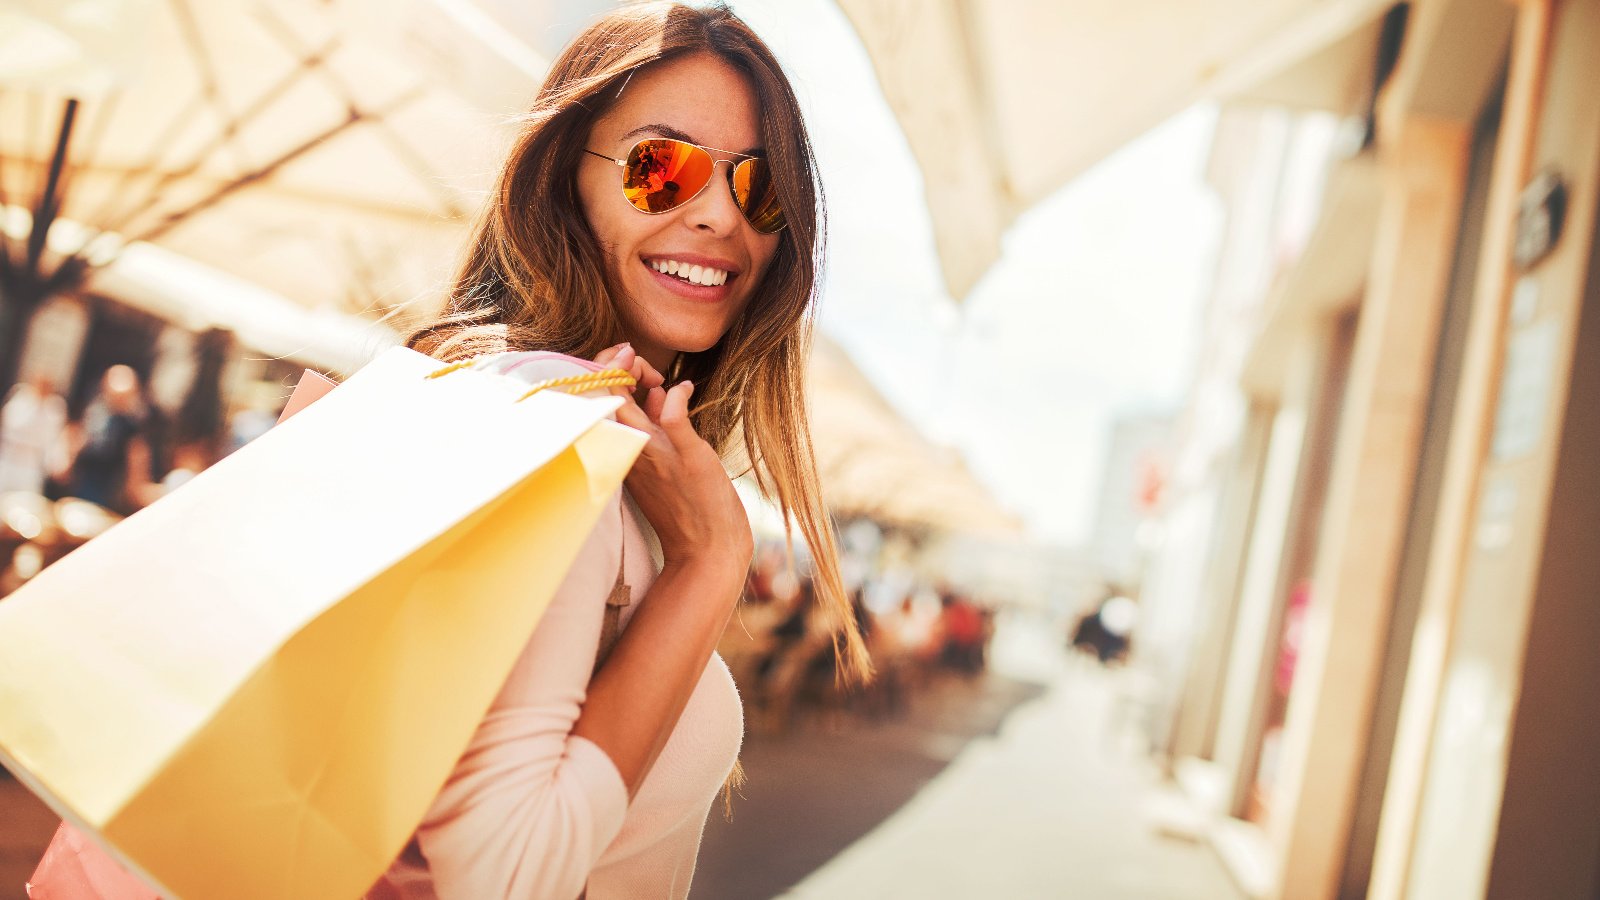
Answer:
[
  {"xmin": 733, "ymin": 158, "xmax": 786, "ymax": 234},
  {"xmin": 623, "ymin": 139, "xmax": 715, "ymax": 213}
]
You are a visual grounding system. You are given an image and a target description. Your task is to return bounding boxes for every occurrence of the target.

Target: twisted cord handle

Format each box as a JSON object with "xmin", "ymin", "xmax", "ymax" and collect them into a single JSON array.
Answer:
[
  {"xmin": 425, "ymin": 357, "xmax": 637, "ymax": 401},
  {"xmin": 513, "ymin": 371, "xmax": 636, "ymax": 402}
]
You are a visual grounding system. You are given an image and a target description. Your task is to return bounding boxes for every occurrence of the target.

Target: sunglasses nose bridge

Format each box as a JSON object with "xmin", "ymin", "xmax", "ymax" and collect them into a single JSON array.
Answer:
[
  {"xmin": 708, "ymin": 156, "xmax": 744, "ymax": 184},
  {"xmin": 685, "ymin": 158, "xmax": 750, "ymax": 223}
]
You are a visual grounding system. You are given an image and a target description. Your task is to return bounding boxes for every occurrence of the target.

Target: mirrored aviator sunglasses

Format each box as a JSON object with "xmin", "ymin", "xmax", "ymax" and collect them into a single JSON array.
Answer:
[{"xmin": 584, "ymin": 137, "xmax": 787, "ymax": 235}]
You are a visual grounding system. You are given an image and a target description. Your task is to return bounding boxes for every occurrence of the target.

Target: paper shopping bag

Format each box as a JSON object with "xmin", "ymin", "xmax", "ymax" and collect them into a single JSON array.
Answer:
[
  {"xmin": 26, "ymin": 367, "xmax": 354, "ymax": 900},
  {"xmin": 0, "ymin": 345, "xmax": 646, "ymax": 900}
]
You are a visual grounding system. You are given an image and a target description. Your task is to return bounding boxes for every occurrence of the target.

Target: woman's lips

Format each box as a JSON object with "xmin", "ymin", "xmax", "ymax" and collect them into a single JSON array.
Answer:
[{"xmin": 641, "ymin": 258, "xmax": 734, "ymax": 302}]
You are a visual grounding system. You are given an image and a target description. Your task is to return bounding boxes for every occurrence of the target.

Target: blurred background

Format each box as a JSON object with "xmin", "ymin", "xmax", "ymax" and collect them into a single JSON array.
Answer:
[{"xmin": 1, "ymin": 0, "xmax": 1597, "ymax": 897}]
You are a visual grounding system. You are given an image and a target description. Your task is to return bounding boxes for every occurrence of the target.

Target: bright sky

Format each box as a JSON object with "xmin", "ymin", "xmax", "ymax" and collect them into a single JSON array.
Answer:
[{"xmin": 730, "ymin": 0, "xmax": 1224, "ymax": 546}]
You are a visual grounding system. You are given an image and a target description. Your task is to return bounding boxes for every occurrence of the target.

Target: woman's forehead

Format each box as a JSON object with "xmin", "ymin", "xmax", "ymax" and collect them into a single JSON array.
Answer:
[{"xmin": 600, "ymin": 53, "xmax": 762, "ymax": 152}]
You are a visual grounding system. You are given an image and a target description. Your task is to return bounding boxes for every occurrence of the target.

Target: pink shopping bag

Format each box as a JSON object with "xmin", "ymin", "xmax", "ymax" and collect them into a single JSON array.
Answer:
[
  {"xmin": 275, "ymin": 368, "xmax": 340, "ymax": 425},
  {"xmin": 26, "ymin": 820, "xmax": 160, "ymax": 899}
]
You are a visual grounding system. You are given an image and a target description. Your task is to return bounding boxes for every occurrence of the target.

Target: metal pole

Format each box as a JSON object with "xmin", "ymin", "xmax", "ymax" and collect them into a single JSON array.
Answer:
[{"xmin": 26, "ymin": 99, "xmax": 79, "ymax": 278}]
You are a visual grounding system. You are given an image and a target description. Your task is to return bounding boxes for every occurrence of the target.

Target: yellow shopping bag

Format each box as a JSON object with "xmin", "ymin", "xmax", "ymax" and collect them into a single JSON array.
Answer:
[{"xmin": 0, "ymin": 346, "xmax": 646, "ymax": 900}]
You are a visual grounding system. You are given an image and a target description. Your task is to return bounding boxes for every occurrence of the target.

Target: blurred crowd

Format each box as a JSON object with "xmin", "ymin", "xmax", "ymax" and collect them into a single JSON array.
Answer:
[
  {"xmin": 0, "ymin": 366, "xmax": 277, "ymax": 598},
  {"xmin": 720, "ymin": 542, "xmax": 998, "ymax": 734}
]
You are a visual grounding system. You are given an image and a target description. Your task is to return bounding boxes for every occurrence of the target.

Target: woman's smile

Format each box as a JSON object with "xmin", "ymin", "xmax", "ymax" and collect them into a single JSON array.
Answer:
[{"xmin": 639, "ymin": 253, "xmax": 741, "ymax": 303}]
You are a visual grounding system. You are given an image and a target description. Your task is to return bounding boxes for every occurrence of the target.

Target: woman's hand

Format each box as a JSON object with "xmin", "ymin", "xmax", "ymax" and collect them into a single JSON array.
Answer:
[
  {"xmin": 592, "ymin": 344, "xmax": 753, "ymax": 590},
  {"xmin": 593, "ymin": 341, "xmax": 666, "ymax": 399}
]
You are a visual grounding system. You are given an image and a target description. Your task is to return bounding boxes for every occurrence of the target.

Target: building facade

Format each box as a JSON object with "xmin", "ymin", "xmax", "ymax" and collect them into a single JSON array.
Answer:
[{"xmin": 1143, "ymin": 0, "xmax": 1600, "ymax": 897}]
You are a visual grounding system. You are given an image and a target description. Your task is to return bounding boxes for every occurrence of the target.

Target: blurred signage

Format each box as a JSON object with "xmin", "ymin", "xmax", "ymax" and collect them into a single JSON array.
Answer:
[{"xmin": 1513, "ymin": 169, "xmax": 1566, "ymax": 270}]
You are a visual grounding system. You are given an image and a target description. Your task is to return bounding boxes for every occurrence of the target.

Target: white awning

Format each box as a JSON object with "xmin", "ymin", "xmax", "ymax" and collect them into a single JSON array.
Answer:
[
  {"xmin": 0, "ymin": 0, "xmax": 547, "ymax": 323},
  {"xmin": 834, "ymin": 0, "xmax": 1396, "ymax": 301}
]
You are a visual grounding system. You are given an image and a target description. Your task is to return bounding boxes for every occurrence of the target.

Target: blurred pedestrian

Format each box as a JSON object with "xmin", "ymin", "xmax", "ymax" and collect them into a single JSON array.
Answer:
[
  {"xmin": 1070, "ymin": 592, "xmax": 1137, "ymax": 665},
  {"xmin": 0, "ymin": 374, "xmax": 69, "ymax": 495},
  {"xmin": 61, "ymin": 365, "xmax": 158, "ymax": 515},
  {"xmin": 940, "ymin": 592, "xmax": 987, "ymax": 675}
]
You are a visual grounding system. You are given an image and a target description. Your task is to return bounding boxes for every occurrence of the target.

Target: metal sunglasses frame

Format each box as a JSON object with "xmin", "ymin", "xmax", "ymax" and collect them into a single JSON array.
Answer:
[{"xmin": 581, "ymin": 138, "xmax": 787, "ymax": 233}]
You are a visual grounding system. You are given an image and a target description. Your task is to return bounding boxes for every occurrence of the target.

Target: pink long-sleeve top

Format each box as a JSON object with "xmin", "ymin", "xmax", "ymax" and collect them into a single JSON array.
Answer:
[{"xmin": 369, "ymin": 352, "xmax": 744, "ymax": 900}]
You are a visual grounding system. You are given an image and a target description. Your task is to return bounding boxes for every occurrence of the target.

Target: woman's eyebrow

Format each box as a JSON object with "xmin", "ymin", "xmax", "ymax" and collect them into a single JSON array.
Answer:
[{"xmin": 618, "ymin": 123, "xmax": 763, "ymax": 156}]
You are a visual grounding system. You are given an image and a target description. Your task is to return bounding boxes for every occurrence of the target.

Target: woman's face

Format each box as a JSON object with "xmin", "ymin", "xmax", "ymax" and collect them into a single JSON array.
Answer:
[{"xmin": 578, "ymin": 51, "xmax": 782, "ymax": 373}]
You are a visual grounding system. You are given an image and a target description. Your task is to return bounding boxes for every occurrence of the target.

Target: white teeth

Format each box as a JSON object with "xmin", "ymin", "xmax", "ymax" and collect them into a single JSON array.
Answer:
[{"xmin": 648, "ymin": 258, "xmax": 730, "ymax": 287}]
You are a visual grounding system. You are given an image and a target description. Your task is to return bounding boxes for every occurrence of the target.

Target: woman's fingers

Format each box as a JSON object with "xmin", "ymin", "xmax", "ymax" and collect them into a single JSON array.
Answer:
[
  {"xmin": 644, "ymin": 385, "xmax": 668, "ymax": 422},
  {"xmin": 592, "ymin": 342, "xmax": 627, "ymax": 368},
  {"xmin": 591, "ymin": 344, "xmax": 643, "ymax": 399},
  {"xmin": 612, "ymin": 393, "xmax": 656, "ymax": 435},
  {"xmin": 591, "ymin": 349, "xmax": 700, "ymax": 456},
  {"xmin": 658, "ymin": 381, "xmax": 698, "ymax": 446},
  {"xmin": 634, "ymin": 356, "xmax": 666, "ymax": 391},
  {"xmin": 612, "ymin": 393, "xmax": 679, "ymax": 457},
  {"xmin": 611, "ymin": 345, "xmax": 636, "ymax": 374},
  {"xmin": 592, "ymin": 343, "xmax": 666, "ymax": 398}
]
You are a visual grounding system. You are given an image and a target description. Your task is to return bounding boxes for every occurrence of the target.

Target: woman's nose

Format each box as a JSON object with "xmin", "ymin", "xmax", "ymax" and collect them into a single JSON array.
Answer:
[{"xmin": 683, "ymin": 160, "xmax": 745, "ymax": 233}]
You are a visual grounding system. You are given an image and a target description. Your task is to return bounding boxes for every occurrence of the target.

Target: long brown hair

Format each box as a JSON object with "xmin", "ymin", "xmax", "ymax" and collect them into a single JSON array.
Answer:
[{"xmin": 405, "ymin": 2, "xmax": 871, "ymax": 685}]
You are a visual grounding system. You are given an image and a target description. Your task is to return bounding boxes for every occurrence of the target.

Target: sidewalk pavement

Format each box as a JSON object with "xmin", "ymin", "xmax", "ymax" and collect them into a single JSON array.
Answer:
[{"xmin": 773, "ymin": 618, "xmax": 1243, "ymax": 900}]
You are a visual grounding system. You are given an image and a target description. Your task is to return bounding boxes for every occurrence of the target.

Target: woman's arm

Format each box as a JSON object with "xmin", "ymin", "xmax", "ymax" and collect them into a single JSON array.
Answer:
[
  {"xmin": 572, "ymin": 552, "xmax": 744, "ymax": 796},
  {"xmin": 572, "ymin": 343, "xmax": 752, "ymax": 796},
  {"xmin": 409, "ymin": 509, "xmax": 741, "ymax": 900}
]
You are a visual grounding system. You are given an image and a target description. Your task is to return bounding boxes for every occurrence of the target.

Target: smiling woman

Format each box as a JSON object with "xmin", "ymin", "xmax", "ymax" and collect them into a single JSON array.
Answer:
[
  {"xmin": 575, "ymin": 58, "xmax": 783, "ymax": 365},
  {"xmin": 386, "ymin": 3, "xmax": 871, "ymax": 899}
]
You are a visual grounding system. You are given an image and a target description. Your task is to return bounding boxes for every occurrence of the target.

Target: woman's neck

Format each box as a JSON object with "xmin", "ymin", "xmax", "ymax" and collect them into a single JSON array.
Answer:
[{"xmin": 632, "ymin": 340, "xmax": 680, "ymax": 380}]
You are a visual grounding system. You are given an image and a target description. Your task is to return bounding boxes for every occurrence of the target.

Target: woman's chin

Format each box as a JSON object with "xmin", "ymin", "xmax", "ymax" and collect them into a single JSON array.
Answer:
[
  {"xmin": 620, "ymin": 302, "xmax": 739, "ymax": 361},
  {"xmin": 648, "ymin": 327, "xmax": 729, "ymax": 358},
  {"xmin": 681, "ymin": 335, "xmax": 725, "ymax": 354}
]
